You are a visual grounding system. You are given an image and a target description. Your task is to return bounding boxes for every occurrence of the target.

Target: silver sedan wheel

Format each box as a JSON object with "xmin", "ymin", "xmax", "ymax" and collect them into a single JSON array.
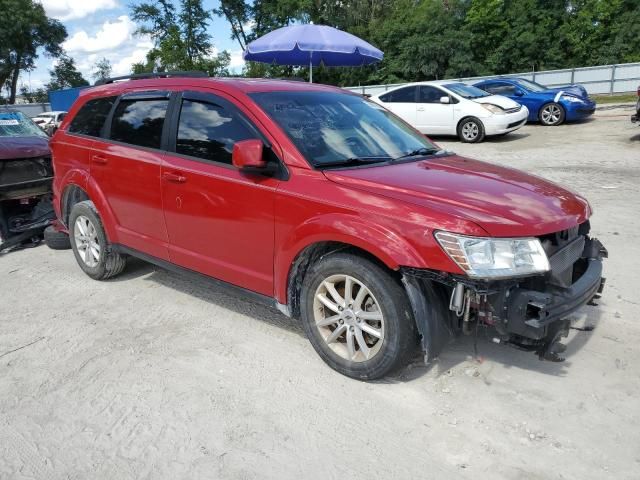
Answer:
[
  {"xmin": 461, "ymin": 121, "xmax": 479, "ymax": 141},
  {"xmin": 74, "ymin": 215, "xmax": 101, "ymax": 268},
  {"xmin": 313, "ymin": 274, "xmax": 385, "ymax": 362},
  {"xmin": 541, "ymin": 104, "xmax": 562, "ymax": 125}
]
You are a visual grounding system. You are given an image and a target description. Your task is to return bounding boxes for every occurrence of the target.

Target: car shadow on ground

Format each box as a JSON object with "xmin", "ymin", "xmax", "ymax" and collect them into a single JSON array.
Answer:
[
  {"xmin": 429, "ymin": 132, "xmax": 530, "ymax": 144},
  {"xmin": 109, "ymin": 256, "xmax": 601, "ymax": 383},
  {"xmin": 628, "ymin": 132, "xmax": 640, "ymax": 142},
  {"xmin": 109, "ymin": 257, "xmax": 305, "ymax": 336}
]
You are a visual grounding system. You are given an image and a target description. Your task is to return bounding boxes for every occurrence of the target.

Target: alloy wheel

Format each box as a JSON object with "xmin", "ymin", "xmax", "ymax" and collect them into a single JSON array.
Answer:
[
  {"xmin": 541, "ymin": 104, "xmax": 562, "ymax": 125},
  {"xmin": 74, "ymin": 215, "xmax": 101, "ymax": 267},
  {"xmin": 313, "ymin": 274, "xmax": 385, "ymax": 362},
  {"xmin": 461, "ymin": 121, "xmax": 479, "ymax": 141}
]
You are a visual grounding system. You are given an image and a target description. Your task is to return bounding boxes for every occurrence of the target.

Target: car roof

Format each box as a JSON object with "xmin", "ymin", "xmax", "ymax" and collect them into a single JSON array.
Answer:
[{"xmin": 78, "ymin": 77, "xmax": 347, "ymax": 101}]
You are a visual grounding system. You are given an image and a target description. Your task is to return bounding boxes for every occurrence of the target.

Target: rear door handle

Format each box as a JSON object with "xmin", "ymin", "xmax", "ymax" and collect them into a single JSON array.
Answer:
[
  {"xmin": 417, "ymin": 107, "xmax": 425, "ymax": 111},
  {"xmin": 163, "ymin": 172, "xmax": 187, "ymax": 183},
  {"xmin": 92, "ymin": 154, "xmax": 108, "ymax": 165}
]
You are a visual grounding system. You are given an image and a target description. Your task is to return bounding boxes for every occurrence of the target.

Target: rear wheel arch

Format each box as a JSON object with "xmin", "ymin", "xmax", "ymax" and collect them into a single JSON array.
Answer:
[{"xmin": 61, "ymin": 184, "xmax": 90, "ymax": 227}]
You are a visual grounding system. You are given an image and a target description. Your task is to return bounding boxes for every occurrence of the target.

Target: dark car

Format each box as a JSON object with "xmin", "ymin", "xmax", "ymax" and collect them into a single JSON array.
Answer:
[
  {"xmin": 474, "ymin": 78, "xmax": 596, "ymax": 126},
  {"xmin": 0, "ymin": 110, "xmax": 55, "ymax": 251},
  {"xmin": 49, "ymin": 74, "xmax": 606, "ymax": 379}
]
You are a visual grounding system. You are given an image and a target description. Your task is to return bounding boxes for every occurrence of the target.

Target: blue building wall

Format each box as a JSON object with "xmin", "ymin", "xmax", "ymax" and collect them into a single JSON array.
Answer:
[{"xmin": 48, "ymin": 86, "xmax": 90, "ymax": 111}]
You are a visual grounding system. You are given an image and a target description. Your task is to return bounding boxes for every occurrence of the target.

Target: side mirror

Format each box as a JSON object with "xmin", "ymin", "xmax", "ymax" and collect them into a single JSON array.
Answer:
[
  {"xmin": 440, "ymin": 96, "xmax": 450, "ymax": 104},
  {"xmin": 232, "ymin": 139, "xmax": 266, "ymax": 171},
  {"xmin": 514, "ymin": 89, "xmax": 525, "ymax": 97}
]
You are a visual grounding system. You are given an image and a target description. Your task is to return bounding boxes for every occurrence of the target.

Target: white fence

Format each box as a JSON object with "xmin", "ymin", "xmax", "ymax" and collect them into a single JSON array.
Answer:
[{"xmin": 345, "ymin": 62, "xmax": 640, "ymax": 96}]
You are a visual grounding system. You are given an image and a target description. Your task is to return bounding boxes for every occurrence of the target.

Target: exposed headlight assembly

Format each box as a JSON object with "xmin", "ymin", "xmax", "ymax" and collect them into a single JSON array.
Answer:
[
  {"xmin": 481, "ymin": 103, "xmax": 505, "ymax": 115},
  {"xmin": 561, "ymin": 95, "xmax": 584, "ymax": 103},
  {"xmin": 435, "ymin": 232, "xmax": 550, "ymax": 279}
]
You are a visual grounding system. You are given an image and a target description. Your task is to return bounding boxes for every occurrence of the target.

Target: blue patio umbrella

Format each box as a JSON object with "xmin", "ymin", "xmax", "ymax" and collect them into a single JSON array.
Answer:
[{"xmin": 243, "ymin": 24, "xmax": 383, "ymax": 82}]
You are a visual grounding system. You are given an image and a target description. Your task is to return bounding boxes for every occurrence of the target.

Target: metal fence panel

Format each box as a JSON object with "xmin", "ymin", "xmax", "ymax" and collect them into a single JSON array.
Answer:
[{"xmin": 345, "ymin": 62, "xmax": 640, "ymax": 97}]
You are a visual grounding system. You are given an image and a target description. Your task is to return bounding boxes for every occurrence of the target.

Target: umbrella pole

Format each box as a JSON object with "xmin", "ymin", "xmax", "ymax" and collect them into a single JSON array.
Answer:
[{"xmin": 309, "ymin": 54, "xmax": 313, "ymax": 83}]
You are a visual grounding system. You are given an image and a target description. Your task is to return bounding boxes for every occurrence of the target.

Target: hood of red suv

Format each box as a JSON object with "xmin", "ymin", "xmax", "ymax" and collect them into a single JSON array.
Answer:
[
  {"xmin": 324, "ymin": 155, "xmax": 590, "ymax": 237},
  {"xmin": 0, "ymin": 136, "xmax": 50, "ymax": 160}
]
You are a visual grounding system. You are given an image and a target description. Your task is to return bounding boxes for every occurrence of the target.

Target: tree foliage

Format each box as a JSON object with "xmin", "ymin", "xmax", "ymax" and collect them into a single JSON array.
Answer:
[
  {"xmin": 131, "ymin": 0, "xmax": 230, "ymax": 75},
  {"xmin": 92, "ymin": 58, "xmax": 113, "ymax": 82},
  {"xmin": 46, "ymin": 53, "xmax": 89, "ymax": 91},
  {"xmin": 215, "ymin": 0, "xmax": 640, "ymax": 86},
  {"xmin": 0, "ymin": 0, "xmax": 67, "ymax": 103}
]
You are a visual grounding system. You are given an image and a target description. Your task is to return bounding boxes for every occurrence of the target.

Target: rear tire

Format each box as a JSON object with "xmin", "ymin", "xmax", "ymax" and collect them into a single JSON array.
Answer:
[
  {"xmin": 457, "ymin": 117, "xmax": 485, "ymax": 143},
  {"xmin": 44, "ymin": 225, "xmax": 71, "ymax": 250},
  {"xmin": 69, "ymin": 200, "xmax": 126, "ymax": 280},
  {"xmin": 300, "ymin": 253, "xmax": 416, "ymax": 380}
]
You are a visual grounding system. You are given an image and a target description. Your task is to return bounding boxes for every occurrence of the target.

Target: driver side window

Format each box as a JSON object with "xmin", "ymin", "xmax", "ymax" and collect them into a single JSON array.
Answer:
[
  {"xmin": 485, "ymin": 82, "xmax": 517, "ymax": 96},
  {"xmin": 176, "ymin": 99, "xmax": 257, "ymax": 165}
]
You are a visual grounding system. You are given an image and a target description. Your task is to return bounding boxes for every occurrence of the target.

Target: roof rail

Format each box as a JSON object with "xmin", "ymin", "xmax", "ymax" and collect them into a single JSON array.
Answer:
[{"xmin": 94, "ymin": 71, "xmax": 209, "ymax": 86}]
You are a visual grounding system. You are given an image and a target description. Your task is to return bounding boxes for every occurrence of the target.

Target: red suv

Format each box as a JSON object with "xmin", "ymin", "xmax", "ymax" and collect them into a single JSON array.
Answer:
[{"xmin": 50, "ymin": 73, "xmax": 607, "ymax": 379}]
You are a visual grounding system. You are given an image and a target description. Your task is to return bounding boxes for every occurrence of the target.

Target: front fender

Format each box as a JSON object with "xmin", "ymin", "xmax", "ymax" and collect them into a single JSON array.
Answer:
[{"xmin": 274, "ymin": 213, "xmax": 425, "ymax": 304}]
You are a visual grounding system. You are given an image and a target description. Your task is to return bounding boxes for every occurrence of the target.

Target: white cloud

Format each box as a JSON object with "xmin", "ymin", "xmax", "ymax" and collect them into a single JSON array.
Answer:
[
  {"xmin": 63, "ymin": 15, "xmax": 137, "ymax": 54},
  {"xmin": 40, "ymin": 0, "xmax": 119, "ymax": 21},
  {"xmin": 59, "ymin": 15, "xmax": 153, "ymax": 81},
  {"xmin": 229, "ymin": 50, "xmax": 245, "ymax": 70}
]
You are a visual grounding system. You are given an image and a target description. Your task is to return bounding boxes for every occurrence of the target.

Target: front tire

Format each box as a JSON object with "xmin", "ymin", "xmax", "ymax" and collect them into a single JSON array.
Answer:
[
  {"xmin": 300, "ymin": 253, "xmax": 416, "ymax": 380},
  {"xmin": 69, "ymin": 200, "xmax": 126, "ymax": 280},
  {"xmin": 457, "ymin": 117, "xmax": 485, "ymax": 143},
  {"xmin": 539, "ymin": 102, "xmax": 565, "ymax": 126}
]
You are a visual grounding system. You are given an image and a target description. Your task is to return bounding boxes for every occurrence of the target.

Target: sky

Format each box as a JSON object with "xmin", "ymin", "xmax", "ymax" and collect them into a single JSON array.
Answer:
[{"xmin": 23, "ymin": 0, "xmax": 245, "ymax": 91}]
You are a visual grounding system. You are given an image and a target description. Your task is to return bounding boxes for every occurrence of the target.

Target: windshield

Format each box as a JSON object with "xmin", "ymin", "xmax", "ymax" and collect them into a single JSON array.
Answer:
[
  {"xmin": 250, "ymin": 91, "xmax": 439, "ymax": 168},
  {"xmin": 444, "ymin": 83, "xmax": 490, "ymax": 99},
  {"xmin": 0, "ymin": 111, "xmax": 48, "ymax": 138},
  {"xmin": 515, "ymin": 78, "xmax": 547, "ymax": 92}
]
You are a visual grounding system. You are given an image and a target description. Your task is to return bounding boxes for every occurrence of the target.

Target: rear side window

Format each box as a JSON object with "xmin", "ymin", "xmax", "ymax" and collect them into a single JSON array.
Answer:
[
  {"xmin": 110, "ymin": 98, "xmax": 169, "ymax": 149},
  {"xmin": 68, "ymin": 96, "xmax": 117, "ymax": 137},
  {"xmin": 379, "ymin": 86, "xmax": 417, "ymax": 103},
  {"xmin": 175, "ymin": 99, "xmax": 256, "ymax": 164},
  {"xmin": 483, "ymin": 83, "xmax": 516, "ymax": 96}
]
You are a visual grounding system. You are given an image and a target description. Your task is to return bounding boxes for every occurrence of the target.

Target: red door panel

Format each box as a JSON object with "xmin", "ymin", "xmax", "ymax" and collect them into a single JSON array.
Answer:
[
  {"xmin": 90, "ymin": 139, "xmax": 169, "ymax": 259},
  {"xmin": 161, "ymin": 155, "xmax": 278, "ymax": 296}
]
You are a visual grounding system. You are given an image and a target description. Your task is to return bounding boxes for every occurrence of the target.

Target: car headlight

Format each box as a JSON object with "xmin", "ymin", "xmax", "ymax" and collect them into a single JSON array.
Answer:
[
  {"xmin": 480, "ymin": 103, "xmax": 505, "ymax": 115},
  {"xmin": 435, "ymin": 232, "xmax": 550, "ymax": 279},
  {"xmin": 561, "ymin": 95, "xmax": 583, "ymax": 103}
]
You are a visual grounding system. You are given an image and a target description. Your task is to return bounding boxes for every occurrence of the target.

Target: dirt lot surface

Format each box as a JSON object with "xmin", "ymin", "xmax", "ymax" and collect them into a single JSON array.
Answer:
[{"xmin": 1, "ymin": 106, "xmax": 639, "ymax": 480}]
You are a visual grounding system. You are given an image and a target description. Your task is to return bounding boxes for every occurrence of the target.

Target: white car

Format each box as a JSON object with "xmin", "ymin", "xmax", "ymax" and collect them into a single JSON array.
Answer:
[
  {"xmin": 32, "ymin": 111, "xmax": 67, "ymax": 135},
  {"xmin": 370, "ymin": 81, "xmax": 529, "ymax": 143}
]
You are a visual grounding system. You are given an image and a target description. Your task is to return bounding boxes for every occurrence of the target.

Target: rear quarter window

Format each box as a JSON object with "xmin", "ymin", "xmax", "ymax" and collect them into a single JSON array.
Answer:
[
  {"xmin": 110, "ymin": 98, "xmax": 169, "ymax": 149},
  {"xmin": 68, "ymin": 96, "xmax": 117, "ymax": 137}
]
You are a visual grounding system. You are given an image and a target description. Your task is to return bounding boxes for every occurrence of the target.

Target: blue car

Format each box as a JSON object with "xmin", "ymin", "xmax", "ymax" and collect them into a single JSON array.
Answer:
[{"xmin": 473, "ymin": 78, "xmax": 596, "ymax": 126}]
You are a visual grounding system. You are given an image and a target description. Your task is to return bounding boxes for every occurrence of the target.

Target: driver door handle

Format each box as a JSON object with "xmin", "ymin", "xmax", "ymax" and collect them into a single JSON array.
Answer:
[{"xmin": 163, "ymin": 172, "xmax": 187, "ymax": 184}]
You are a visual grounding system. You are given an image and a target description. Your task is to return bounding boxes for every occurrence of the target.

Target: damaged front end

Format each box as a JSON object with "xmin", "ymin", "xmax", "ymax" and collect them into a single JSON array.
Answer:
[
  {"xmin": 0, "ymin": 110, "xmax": 55, "ymax": 252},
  {"xmin": 402, "ymin": 221, "xmax": 607, "ymax": 362}
]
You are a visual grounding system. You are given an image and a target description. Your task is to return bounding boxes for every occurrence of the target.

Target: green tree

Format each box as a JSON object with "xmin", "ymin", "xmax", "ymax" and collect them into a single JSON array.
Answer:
[
  {"xmin": 92, "ymin": 57, "xmax": 113, "ymax": 83},
  {"xmin": 46, "ymin": 53, "xmax": 89, "ymax": 91},
  {"xmin": 0, "ymin": 0, "xmax": 67, "ymax": 103},
  {"xmin": 131, "ymin": 0, "xmax": 230, "ymax": 75}
]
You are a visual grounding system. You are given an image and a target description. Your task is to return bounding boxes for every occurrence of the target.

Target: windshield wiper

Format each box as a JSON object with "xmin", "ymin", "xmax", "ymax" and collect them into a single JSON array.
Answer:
[
  {"xmin": 393, "ymin": 147, "xmax": 442, "ymax": 161},
  {"xmin": 316, "ymin": 156, "xmax": 391, "ymax": 169}
]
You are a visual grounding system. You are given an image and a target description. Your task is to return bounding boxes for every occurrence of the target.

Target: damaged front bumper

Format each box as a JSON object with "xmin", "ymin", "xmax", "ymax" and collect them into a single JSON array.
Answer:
[{"xmin": 402, "ymin": 234, "xmax": 607, "ymax": 363}]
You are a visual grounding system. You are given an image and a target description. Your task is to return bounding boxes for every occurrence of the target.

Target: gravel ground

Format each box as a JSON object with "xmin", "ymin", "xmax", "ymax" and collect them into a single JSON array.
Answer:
[{"xmin": 1, "ymin": 106, "xmax": 639, "ymax": 480}]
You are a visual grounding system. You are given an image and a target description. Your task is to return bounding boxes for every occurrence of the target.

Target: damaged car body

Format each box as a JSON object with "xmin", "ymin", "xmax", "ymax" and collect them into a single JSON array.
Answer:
[
  {"xmin": 49, "ymin": 76, "xmax": 607, "ymax": 380},
  {"xmin": 0, "ymin": 110, "xmax": 54, "ymax": 252}
]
